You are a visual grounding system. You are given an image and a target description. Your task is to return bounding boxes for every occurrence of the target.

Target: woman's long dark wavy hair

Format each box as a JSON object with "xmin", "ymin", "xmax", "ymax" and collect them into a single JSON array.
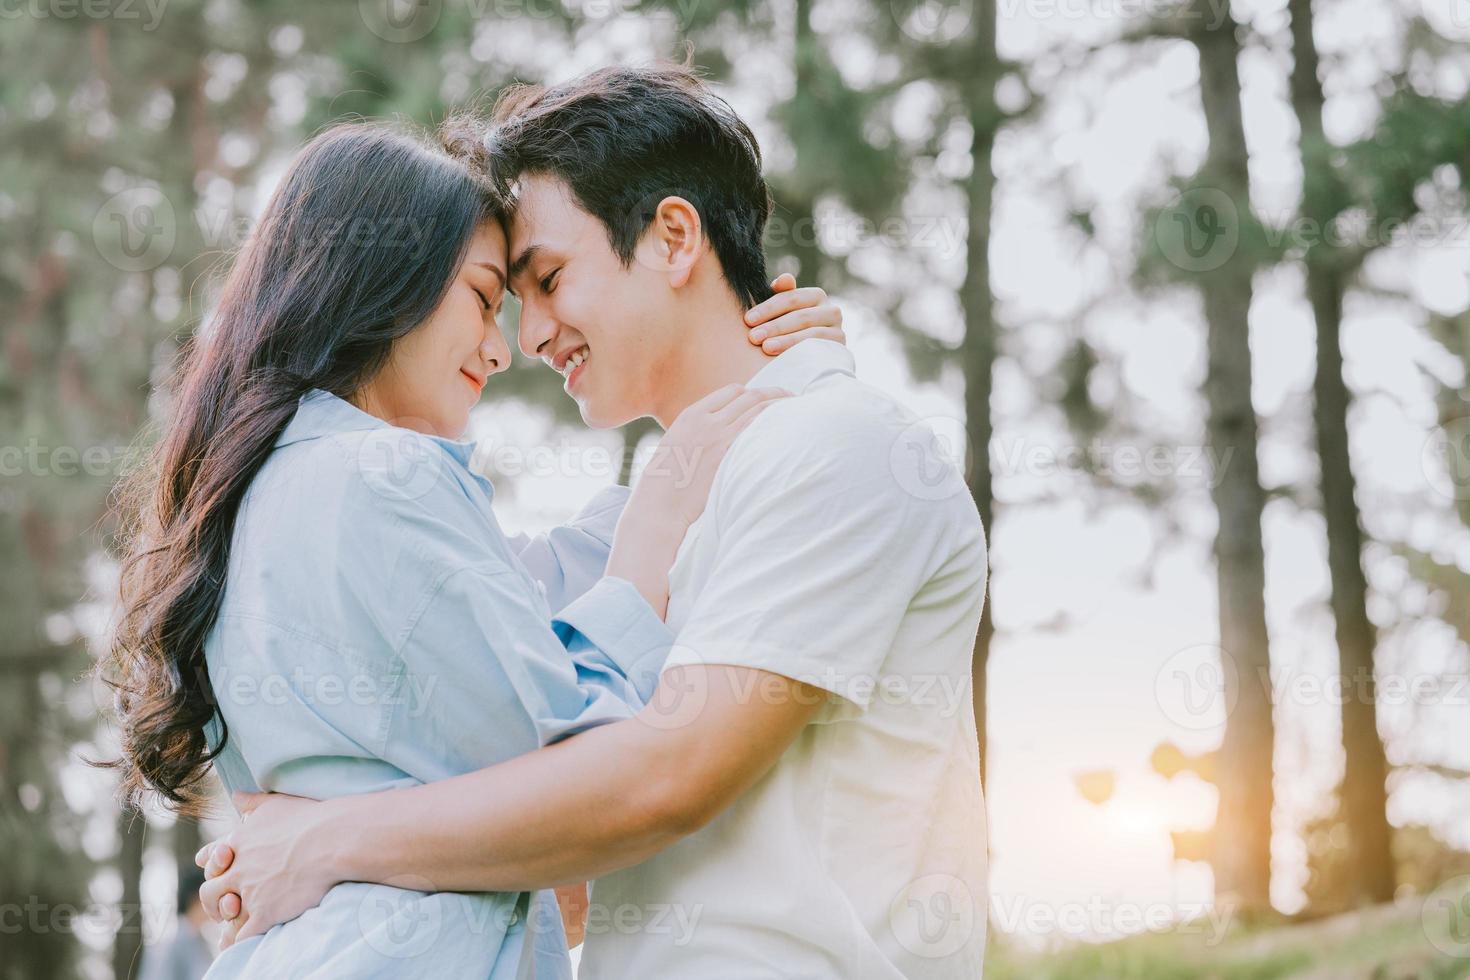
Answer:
[{"xmin": 100, "ymin": 118, "xmax": 500, "ymax": 813}]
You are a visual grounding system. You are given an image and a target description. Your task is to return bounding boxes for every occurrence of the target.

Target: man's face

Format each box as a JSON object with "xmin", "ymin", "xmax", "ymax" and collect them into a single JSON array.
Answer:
[{"xmin": 508, "ymin": 175, "xmax": 679, "ymax": 428}]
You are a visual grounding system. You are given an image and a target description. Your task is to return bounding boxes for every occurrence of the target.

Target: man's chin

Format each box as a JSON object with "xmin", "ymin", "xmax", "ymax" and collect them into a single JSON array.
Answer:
[{"xmin": 575, "ymin": 397, "xmax": 631, "ymax": 430}]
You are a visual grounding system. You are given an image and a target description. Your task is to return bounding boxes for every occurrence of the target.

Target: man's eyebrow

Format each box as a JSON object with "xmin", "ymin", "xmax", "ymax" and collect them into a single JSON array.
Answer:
[{"xmin": 507, "ymin": 244, "xmax": 544, "ymax": 287}]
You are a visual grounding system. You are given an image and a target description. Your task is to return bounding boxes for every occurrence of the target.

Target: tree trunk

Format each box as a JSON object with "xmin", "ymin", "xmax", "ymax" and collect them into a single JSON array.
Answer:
[
  {"xmin": 1286, "ymin": 0, "xmax": 1396, "ymax": 905},
  {"xmin": 1188, "ymin": 0, "xmax": 1276, "ymax": 913},
  {"xmin": 786, "ymin": 0, "xmax": 825, "ymax": 285},
  {"xmin": 113, "ymin": 807, "xmax": 146, "ymax": 980},
  {"xmin": 958, "ymin": 0, "xmax": 1000, "ymax": 787}
]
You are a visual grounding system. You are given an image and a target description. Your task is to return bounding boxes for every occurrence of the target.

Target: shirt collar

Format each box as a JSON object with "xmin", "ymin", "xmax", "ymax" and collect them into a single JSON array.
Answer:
[
  {"xmin": 745, "ymin": 339, "xmax": 856, "ymax": 395},
  {"xmin": 275, "ymin": 388, "xmax": 479, "ymax": 467}
]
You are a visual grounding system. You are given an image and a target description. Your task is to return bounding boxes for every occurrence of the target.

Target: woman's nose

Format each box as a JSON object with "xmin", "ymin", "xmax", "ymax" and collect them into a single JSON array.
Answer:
[{"xmin": 480, "ymin": 334, "xmax": 510, "ymax": 376}]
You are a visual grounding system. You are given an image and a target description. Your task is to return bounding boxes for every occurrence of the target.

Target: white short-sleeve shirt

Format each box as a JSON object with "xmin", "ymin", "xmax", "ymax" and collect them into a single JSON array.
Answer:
[{"xmin": 579, "ymin": 340, "xmax": 990, "ymax": 979}]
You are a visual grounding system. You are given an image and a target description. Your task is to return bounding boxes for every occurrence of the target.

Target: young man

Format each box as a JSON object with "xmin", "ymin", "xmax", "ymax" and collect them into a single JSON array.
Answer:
[{"xmin": 201, "ymin": 65, "xmax": 989, "ymax": 978}]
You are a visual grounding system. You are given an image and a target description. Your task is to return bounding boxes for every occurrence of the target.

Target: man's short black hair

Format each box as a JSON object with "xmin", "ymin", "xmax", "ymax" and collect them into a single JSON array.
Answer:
[{"xmin": 480, "ymin": 63, "xmax": 774, "ymax": 309}]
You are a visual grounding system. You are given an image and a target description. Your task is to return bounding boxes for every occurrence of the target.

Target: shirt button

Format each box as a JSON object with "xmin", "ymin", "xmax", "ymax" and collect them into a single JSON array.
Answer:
[{"xmin": 508, "ymin": 908, "xmax": 521, "ymax": 926}]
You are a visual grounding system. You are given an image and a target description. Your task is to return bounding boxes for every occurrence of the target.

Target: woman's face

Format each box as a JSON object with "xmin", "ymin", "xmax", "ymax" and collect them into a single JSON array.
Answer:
[{"xmin": 355, "ymin": 221, "xmax": 511, "ymax": 437}]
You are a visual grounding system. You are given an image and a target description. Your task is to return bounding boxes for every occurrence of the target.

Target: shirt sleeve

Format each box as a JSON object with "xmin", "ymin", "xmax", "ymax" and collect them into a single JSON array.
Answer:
[
  {"xmin": 665, "ymin": 404, "xmax": 951, "ymax": 712},
  {"xmin": 508, "ymin": 485, "xmax": 629, "ymax": 614},
  {"xmin": 379, "ymin": 563, "xmax": 673, "ymax": 782},
  {"xmin": 349, "ymin": 436, "xmax": 672, "ymax": 781}
]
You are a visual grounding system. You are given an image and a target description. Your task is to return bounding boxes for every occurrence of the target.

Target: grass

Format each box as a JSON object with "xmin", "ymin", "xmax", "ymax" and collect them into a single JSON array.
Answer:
[{"xmin": 984, "ymin": 878, "xmax": 1470, "ymax": 979}]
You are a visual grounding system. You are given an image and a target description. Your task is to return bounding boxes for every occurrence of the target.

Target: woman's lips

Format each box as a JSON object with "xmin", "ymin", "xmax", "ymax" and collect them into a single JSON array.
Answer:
[{"xmin": 461, "ymin": 369, "xmax": 485, "ymax": 394}]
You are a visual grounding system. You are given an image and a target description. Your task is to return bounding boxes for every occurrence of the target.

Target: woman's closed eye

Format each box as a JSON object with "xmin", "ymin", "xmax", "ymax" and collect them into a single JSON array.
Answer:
[
  {"xmin": 474, "ymin": 287, "xmax": 503, "ymax": 317},
  {"xmin": 539, "ymin": 269, "xmax": 559, "ymax": 295}
]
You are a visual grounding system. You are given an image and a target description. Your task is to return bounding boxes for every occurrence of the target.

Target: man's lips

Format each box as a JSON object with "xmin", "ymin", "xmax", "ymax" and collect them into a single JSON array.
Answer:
[
  {"xmin": 564, "ymin": 358, "xmax": 587, "ymax": 392},
  {"xmin": 460, "ymin": 368, "xmax": 486, "ymax": 392}
]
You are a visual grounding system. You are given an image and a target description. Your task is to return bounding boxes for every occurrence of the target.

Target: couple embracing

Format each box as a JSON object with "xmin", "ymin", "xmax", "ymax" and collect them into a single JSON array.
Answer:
[{"xmin": 107, "ymin": 63, "xmax": 988, "ymax": 979}]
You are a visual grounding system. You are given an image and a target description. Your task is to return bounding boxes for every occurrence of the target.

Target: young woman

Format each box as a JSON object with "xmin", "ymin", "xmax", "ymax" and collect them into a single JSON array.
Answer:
[{"xmin": 101, "ymin": 120, "xmax": 842, "ymax": 978}]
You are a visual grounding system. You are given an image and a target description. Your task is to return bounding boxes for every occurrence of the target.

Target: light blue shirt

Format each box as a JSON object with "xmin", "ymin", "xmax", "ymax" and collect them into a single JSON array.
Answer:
[{"xmin": 202, "ymin": 389, "xmax": 673, "ymax": 979}]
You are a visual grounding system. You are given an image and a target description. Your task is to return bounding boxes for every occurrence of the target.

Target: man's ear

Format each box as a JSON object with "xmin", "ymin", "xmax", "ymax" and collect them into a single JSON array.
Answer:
[{"xmin": 642, "ymin": 195, "xmax": 704, "ymax": 288}]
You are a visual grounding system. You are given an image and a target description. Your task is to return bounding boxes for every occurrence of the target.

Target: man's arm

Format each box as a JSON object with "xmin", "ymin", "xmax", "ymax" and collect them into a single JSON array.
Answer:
[
  {"xmin": 202, "ymin": 664, "xmax": 823, "ymax": 941},
  {"xmin": 340, "ymin": 663, "xmax": 823, "ymax": 887}
]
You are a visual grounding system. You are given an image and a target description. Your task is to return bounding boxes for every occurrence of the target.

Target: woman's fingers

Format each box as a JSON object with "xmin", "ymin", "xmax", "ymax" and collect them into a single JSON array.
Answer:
[
  {"xmin": 219, "ymin": 892, "xmax": 241, "ymax": 921},
  {"xmin": 770, "ymin": 272, "xmax": 797, "ymax": 292},
  {"xmin": 688, "ymin": 382, "xmax": 747, "ymax": 415},
  {"xmin": 744, "ymin": 286, "xmax": 829, "ymax": 333},
  {"xmin": 762, "ymin": 322, "xmax": 846, "ymax": 354},
  {"xmin": 195, "ymin": 842, "xmax": 212, "ymax": 869},
  {"xmin": 731, "ymin": 394, "xmax": 784, "ymax": 430},
  {"xmin": 714, "ymin": 386, "xmax": 787, "ymax": 420}
]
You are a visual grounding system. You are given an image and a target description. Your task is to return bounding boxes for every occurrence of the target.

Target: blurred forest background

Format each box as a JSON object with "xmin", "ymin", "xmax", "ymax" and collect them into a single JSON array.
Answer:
[{"xmin": 3, "ymin": 0, "xmax": 1470, "ymax": 977}]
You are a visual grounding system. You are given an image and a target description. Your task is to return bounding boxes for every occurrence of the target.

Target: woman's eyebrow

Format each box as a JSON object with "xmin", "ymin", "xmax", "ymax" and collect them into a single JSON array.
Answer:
[{"xmin": 472, "ymin": 261, "xmax": 506, "ymax": 288}]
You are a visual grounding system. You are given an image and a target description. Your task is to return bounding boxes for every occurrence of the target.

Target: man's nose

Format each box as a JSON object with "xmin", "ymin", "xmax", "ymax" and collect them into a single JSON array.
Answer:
[{"xmin": 517, "ymin": 299, "xmax": 557, "ymax": 360}]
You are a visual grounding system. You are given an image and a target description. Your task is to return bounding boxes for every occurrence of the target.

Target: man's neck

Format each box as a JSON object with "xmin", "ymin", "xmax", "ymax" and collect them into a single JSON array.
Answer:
[{"xmin": 650, "ymin": 308, "xmax": 773, "ymax": 428}]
